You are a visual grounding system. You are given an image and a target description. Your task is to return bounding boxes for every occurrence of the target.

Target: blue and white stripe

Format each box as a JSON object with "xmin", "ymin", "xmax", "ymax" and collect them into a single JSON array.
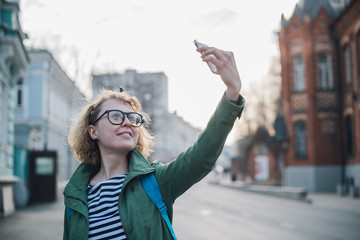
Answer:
[{"xmin": 87, "ymin": 175, "xmax": 127, "ymax": 240}]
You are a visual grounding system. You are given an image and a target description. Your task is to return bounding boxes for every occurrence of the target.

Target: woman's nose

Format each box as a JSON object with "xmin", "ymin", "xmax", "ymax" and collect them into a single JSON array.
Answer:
[{"xmin": 121, "ymin": 115, "xmax": 132, "ymax": 126}]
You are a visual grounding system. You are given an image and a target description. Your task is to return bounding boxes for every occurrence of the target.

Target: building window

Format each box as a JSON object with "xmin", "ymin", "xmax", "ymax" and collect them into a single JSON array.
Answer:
[
  {"xmin": 317, "ymin": 53, "xmax": 333, "ymax": 89},
  {"xmin": 345, "ymin": 115, "xmax": 354, "ymax": 156},
  {"xmin": 16, "ymin": 79, "xmax": 23, "ymax": 107},
  {"xmin": 344, "ymin": 46, "xmax": 351, "ymax": 85},
  {"xmin": 294, "ymin": 121, "xmax": 307, "ymax": 158},
  {"xmin": 255, "ymin": 145, "xmax": 267, "ymax": 154},
  {"xmin": 293, "ymin": 55, "xmax": 305, "ymax": 92}
]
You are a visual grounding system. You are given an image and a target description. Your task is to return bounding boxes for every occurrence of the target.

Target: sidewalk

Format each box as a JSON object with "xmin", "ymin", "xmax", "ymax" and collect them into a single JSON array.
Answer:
[
  {"xmin": 307, "ymin": 193, "xmax": 360, "ymax": 213},
  {"xmin": 0, "ymin": 194, "xmax": 64, "ymax": 240},
  {"xmin": 209, "ymin": 177, "xmax": 360, "ymax": 213}
]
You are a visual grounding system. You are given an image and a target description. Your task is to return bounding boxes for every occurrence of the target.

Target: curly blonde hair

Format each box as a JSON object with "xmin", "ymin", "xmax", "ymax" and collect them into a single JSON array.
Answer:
[{"xmin": 68, "ymin": 89, "xmax": 154, "ymax": 165}]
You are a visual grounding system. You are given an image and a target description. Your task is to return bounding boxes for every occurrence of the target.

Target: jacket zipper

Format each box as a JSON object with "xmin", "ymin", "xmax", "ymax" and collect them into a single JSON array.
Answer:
[
  {"xmin": 118, "ymin": 170, "xmax": 154, "ymax": 238},
  {"xmin": 118, "ymin": 191, "xmax": 129, "ymax": 238}
]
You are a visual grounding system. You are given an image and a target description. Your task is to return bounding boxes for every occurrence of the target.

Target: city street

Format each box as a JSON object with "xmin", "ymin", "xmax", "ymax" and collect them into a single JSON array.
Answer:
[
  {"xmin": 0, "ymin": 178, "xmax": 359, "ymax": 240},
  {"xmin": 173, "ymin": 179, "xmax": 360, "ymax": 240}
]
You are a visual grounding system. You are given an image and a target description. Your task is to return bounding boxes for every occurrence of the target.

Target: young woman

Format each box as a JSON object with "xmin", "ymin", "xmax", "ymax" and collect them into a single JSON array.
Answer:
[{"xmin": 63, "ymin": 44, "xmax": 245, "ymax": 240}]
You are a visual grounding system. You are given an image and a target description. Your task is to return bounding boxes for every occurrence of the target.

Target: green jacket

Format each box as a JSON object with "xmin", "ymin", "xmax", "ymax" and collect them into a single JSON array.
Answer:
[{"xmin": 63, "ymin": 94, "xmax": 245, "ymax": 240}]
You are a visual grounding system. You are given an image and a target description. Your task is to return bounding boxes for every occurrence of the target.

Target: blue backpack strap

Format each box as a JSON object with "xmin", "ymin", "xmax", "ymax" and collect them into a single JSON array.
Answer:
[
  {"xmin": 140, "ymin": 173, "xmax": 177, "ymax": 240},
  {"xmin": 67, "ymin": 207, "xmax": 73, "ymax": 219}
]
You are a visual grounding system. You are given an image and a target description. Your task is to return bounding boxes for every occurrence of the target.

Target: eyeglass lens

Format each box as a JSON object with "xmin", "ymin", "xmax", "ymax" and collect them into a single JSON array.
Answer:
[{"xmin": 108, "ymin": 110, "xmax": 143, "ymax": 126}]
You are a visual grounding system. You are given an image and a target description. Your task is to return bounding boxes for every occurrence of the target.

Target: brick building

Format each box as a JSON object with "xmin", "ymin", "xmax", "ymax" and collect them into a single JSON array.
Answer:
[
  {"xmin": 246, "ymin": 127, "xmax": 282, "ymax": 185},
  {"xmin": 279, "ymin": 0, "xmax": 360, "ymax": 192},
  {"xmin": 230, "ymin": 121, "xmax": 286, "ymax": 185}
]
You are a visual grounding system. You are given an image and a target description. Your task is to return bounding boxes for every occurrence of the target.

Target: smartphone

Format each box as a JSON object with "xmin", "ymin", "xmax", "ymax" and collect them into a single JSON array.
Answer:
[{"xmin": 194, "ymin": 40, "xmax": 218, "ymax": 74}]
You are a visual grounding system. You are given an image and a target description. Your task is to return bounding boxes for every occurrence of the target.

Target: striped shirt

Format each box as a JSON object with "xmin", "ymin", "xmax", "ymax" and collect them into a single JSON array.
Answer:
[{"xmin": 87, "ymin": 175, "xmax": 127, "ymax": 240}]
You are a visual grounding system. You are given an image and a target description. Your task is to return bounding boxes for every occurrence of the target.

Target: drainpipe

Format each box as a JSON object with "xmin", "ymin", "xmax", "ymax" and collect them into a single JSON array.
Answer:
[{"xmin": 329, "ymin": 24, "xmax": 346, "ymax": 187}]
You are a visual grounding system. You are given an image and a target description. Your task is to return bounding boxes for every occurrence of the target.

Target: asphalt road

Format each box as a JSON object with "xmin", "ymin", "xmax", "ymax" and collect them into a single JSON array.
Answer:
[
  {"xmin": 173, "ymin": 179, "xmax": 360, "ymax": 240},
  {"xmin": 0, "ymin": 178, "xmax": 359, "ymax": 240}
]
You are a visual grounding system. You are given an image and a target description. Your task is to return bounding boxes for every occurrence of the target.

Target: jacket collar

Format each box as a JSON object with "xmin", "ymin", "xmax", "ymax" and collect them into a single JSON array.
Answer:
[
  {"xmin": 128, "ymin": 148, "xmax": 154, "ymax": 176},
  {"xmin": 63, "ymin": 148, "xmax": 154, "ymax": 202},
  {"xmin": 63, "ymin": 162, "xmax": 98, "ymax": 203}
]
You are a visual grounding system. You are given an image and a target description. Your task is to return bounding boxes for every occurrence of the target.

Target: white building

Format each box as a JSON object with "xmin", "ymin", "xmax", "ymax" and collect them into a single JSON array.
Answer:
[
  {"xmin": 15, "ymin": 48, "xmax": 85, "ymax": 182},
  {"xmin": 0, "ymin": 0, "xmax": 29, "ymax": 217}
]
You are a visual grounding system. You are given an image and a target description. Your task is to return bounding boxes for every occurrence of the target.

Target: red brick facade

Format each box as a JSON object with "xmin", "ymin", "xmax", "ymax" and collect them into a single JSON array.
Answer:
[
  {"xmin": 334, "ymin": 0, "xmax": 360, "ymax": 167},
  {"xmin": 246, "ymin": 128, "xmax": 282, "ymax": 185},
  {"xmin": 279, "ymin": 0, "xmax": 360, "ymax": 189}
]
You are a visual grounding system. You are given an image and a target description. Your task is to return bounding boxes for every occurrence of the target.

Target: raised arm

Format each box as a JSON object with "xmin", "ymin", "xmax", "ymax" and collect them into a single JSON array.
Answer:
[{"xmin": 153, "ymin": 44, "xmax": 245, "ymax": 203}]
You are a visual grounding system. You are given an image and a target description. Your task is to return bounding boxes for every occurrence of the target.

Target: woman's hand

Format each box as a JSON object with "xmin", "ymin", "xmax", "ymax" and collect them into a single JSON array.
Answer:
[{"xmin": 197, "ymin": 46, "xmax": 242, "ymax": 101}]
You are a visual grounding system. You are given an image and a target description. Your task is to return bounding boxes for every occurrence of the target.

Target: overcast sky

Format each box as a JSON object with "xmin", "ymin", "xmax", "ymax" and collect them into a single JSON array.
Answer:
[{"xmin": 20, "ymin": 0, "xmax": 298, "ymax": 130}]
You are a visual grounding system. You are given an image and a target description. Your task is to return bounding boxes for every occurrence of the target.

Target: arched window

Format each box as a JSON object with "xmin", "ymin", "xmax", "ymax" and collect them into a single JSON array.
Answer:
[
  {"xmin": 295, "ymin": 121, "xmax": 307, "ymax": 158},
  {"xmin": 293, "ymin": 55, "xmax": 305, "ymax": 92}
]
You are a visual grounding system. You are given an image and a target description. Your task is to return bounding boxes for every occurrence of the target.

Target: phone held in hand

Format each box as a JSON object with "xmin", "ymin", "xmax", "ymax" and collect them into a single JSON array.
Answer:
[{"xmin": 194, "ymin": 40, "xmax": 218, "ymax": 74}]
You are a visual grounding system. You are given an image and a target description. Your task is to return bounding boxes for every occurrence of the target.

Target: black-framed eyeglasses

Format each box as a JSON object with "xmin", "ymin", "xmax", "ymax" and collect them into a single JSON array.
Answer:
[{"xmin": 92, "ymin": 109, "xmax": 144, "ymax": 127}]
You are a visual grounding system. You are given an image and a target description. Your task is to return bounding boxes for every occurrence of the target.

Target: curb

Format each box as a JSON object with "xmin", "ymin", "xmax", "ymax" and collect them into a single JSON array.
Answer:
[{"xmin": 209, "ymin": 179, "xmax": 310, "ymax": 203}]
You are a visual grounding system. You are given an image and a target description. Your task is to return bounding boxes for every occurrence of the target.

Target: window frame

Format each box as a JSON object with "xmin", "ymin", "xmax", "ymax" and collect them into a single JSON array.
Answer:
[
  {"xmin": 344, "ymin": 45, "xmax": 352, "ymax": 85},
  {"xmin": 294, "ymin": 121, "xmax": 307, "ymax": 159},
  {"xmin": 316, "ymin": 52, "xmax": 334, "ymax": 90},
  {"xmin": 16, "ymin": 79, "xmax": 23, "ymax": 108},
  {"xmin": 293, "ymin": 55, "xmax": 306, "ymax": 92}
]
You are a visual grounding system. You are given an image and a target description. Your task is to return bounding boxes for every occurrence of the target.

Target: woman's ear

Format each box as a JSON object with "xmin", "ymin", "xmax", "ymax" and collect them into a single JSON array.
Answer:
[{"xmin": 88, "ymin": 125, "xmax": 98, "ymax": 140}]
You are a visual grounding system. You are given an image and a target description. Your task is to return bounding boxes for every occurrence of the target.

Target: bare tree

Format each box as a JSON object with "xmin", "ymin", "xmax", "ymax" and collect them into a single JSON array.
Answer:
[{"xmin": 233, "ymin": 54, "xmax": 282, "ymax": 140}]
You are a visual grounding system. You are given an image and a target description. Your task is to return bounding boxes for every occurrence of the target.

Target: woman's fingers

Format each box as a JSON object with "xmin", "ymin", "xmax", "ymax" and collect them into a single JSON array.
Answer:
[
  {"xmin": 201, "ymin": 48, "xmax": 235, "ymax": 75},
  {"xmin": 197, "ymin": 45, "xmax": 241, "ymax": 97}
]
